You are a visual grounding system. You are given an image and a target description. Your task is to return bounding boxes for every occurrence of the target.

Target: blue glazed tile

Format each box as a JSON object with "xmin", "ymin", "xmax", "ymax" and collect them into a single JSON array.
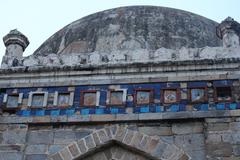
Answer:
[
  {"xmin": 200, "ymin": 104, "xmax": 209, "ymax": 111},
  {"xmin": 216, "ymin": 103, "xmax": 225, "ymax": 110},
  {"xmin": 225, "ymin": 103, "xmax": 230, "ymax": 109},
  {"xmin": 95, "ymin": 108, "xmax": 104, "ymax": 114},
  {"xmin": 118, "ymin": 108, "xmax": 125, "ymax": 114},
  {"xmin": 104, "ymin": 108, "xmax": 110, "ymax": 114},
  {"xmin": 35, "ymin": 110, "xmax": 45, "ymax": 116},
  {"xmin": 193, "ymin": 104, "xmax": 200, "ymax": 111},
  {"xmin": 6, "ymin": 89, "xmax": 15, "ymax": 94},
  {"xmin": 149, "ymin": 106, "xmax": 155, "ymax": 112},
  {"xmin": 21, "ymin": 110, "xmax": 31, "ymax": 117},
  {"xmin": 155, "ymin": 106, "xmax": 163, "ymax": 112},
  {"xmin": 237, "ymin": 103, "xmax": 240, "ymax": 109},
  {"xmin": 30, "ymin": 110, "xmax": 36, "ymax": 116},
  {"xmin": 161, "ymin": 83, "xmax": 179, "ymax": 88},
  {"xmin": 60, "ymin": 109, "xmax": 66, "ymax": 115},
  {"xmin": 126, "ymin": 101, "xmax": 134, "ymax": 107},
  {"xmin": 16, "ymin": 110, "xmax": 22, "ymax": 116},
  {"xmin": 134, "ymin": 107, "xmax": 140, "ymax": 113},
  {"xmin": 111, "ymin": 108, "xmax": 119, "ymax": 114},
  {"xmin": 179, "ymin": 104, "xmax": 186, "ymax": 111},
  {"xmin": 45, "ymin": 110, "xmax": 51, "ymax": 115},
  {"xmin": 213, "ymin": 80, "xmax": 232, "ymax": 87},
  {"xmin": 140, "ymin": 106, "xmax": 149, "ymax": 113},
  {"xmin": 65, "ymin": 109, "xmax": 75, "ymax": 115},
  {"xmin": 229, "ymin": 103, "xmax": 237, "ymax": 110},
  {"xmin": 51, "ymin": 110, "xmax": 60, "ymax": 116},
  {"xmin": 81, "ymin": 109, "xmax": 90, "ymax": 115},
  {"xmin": 170, "ymin": 105, "xmax": 179, "ymax": 112},
  {"xmin": 181, "ymin": 100, "xmax": 188, "ymax": 105},
  {"xmin": 188, "ymin": 82, "xmax": 207, "ymax": 88},
  {"xmin": 89, "ymin": 109, "xmax": 95, "ymax": 114},
  {"xmin": 99, "ymin": 91, "xmax": 107, "ymax": 106}
]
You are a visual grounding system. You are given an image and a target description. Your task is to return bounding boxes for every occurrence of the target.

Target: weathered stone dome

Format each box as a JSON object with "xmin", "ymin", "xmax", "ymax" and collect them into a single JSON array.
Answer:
[{"xmin": 33, "ymin": 6, "xmax": 222, "ymax": 56}]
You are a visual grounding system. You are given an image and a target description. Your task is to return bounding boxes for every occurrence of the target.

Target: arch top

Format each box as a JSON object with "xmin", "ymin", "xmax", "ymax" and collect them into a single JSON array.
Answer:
[{"xmin": 49, "ymin": 125, "xmax": 190, "ymax": 160}]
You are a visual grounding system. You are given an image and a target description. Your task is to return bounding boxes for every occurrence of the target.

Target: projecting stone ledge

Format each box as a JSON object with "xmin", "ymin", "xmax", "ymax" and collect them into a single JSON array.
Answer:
[{"xmin": 0, "ymin": 110, "xmax": 240, "ymax": 124}]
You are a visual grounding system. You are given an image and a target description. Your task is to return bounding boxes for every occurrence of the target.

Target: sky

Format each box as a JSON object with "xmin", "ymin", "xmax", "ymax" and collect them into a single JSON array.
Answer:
[{"xmin": 0, "ymin": 0, "xmax": 240, "ymax": 61}]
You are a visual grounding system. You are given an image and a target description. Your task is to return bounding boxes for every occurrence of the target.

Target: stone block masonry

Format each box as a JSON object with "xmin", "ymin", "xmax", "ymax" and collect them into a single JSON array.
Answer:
[{"xmin": 0, "ymin": 115, "xmax": 239, "ymax": 159}]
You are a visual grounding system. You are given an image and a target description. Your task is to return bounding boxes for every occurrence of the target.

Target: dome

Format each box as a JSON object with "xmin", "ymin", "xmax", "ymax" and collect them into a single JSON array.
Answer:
[{"xmin": 33, "ymin": 6, "xmax": 222, "ymax": 56}]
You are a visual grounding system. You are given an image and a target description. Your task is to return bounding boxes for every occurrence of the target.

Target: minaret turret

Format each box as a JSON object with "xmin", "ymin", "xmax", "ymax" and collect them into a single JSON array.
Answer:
[
  {"xmin": 1, "ymin": 29, "xmax": 29, "ymax": 68},
  {"xmin": 216, "ymin": 17, "xmax": 240, "ymax": 48}
]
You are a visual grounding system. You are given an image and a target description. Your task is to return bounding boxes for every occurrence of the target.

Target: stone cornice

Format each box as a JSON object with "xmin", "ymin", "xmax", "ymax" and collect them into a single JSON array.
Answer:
[
  {"xmin": 0, "ymin": 57, "xmax": 240, "ymax": 74},
  {"xmin": 0, "ymin": 58, "xmax": 239, "ymax": 88},
  {"xmin": 0, "ymin": 110, "xmax": 240, "ymax": 124}
]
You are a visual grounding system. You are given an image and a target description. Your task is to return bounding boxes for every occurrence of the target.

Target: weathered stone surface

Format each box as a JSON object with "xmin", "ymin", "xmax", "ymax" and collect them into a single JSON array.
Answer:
[
  {"xmin": 160, "ymin": 136, "xmax": 174, "ymax": 144},
  {"xmin": 221, "ymin": 133, "xmax": 234, "ymax": 143},
  {"xmin": 97, "ymin": 129, "xmax": 110, "ymax": 144},
  {"xmin": 0, "ymin": 124, "xmax": 8, "ymax": 131},
  {"xmin": 188, "ymin": 150, "xmax": 205, "ymax": 160},
  {"xmin": 205, "ymin": 118, "xmax": 232, "ymax": 123},
  {"xmin": 27, "ymin": 131, "xmax": 53, "ymax": 144},
  {"xmin": 146, "ymin": 137, "xmax": 159, "ymax": 153},
  {"xmin": 130, "ymin": 131, "xmax": 144, "ymax": 147},
  {"xmin": 206, "ymin": 142, "xmax": 233, "ymax": 157},
  {"xmin": 60, "ymin": 148, "xmax": 72, "ymax": 160},
  {"xmin": 2, "ymin": 130, "xmax": 27, "ymax": 144},
  {"xmin": 34, "ymin": 6, "xmax": 221, "ymax": 57},
  {"xmin": 207, "ymin": 123, "xmax": 230, "ymax": 132},
  {"xmin": 233, "ymin": 145, "xmax": 240, "ymax": 156},
  {"xmin": 178, "ymin": 154, "xmax": 189, "ymax": 160},
  {"xmin": 75, "ymin": 130, "xmax": 92, "ymax": 139},
  {"xmin": 84, "ymin": 135, "xmax": 96, "ymax": 149},
  {"xmin": 230, "ymin": 122, "xmax": 240, "ymax": 131},
  {"xmin": 91, "ymin": 151, "xmax": 108, "ymax": 160},
  {"xmin": 54, "ymin": 130, "xmax": 76, "ymax": 144},
  {"xmin": 51, "ymin": 153, "xmax": 63, "ymax": 160},
  {"xmin": 172, "ymin": 122, "xmax": 203, "ymax": 134},
  {"xmin": 25, "ymin": 144, "xmax": 47, "ymax": 154},
  {"xmin": 68, "ymin": 143, "xmax": 80, "ymax": 158},
  {"xmin": 25, "ymin": 154, "xmax": 47, "ymax": 160},
  {"xmin": 77, "ymin": 139, "xmax": 87, "ymax": 154},
  {"xmin": 150, "ymin": 142, "xmax": 167, "ymax": 158},
  {"xmin": 161, "ymin": 144, "xmax": 179, "ymax": 159},
  {"xmin": 206, "ymin": 133, "xmax": 222, "ymax": 143},
  {"xmin": 114, "ymin": 126, "xmax": 127, "ymax": 142},
  {"xmin": 0, "ymin": 152, "xmax": 23, "ymax": 160},
  {"xmin": 232, "ymin": 132, "xmax": 240, "ymax": 144},
  {"xmin": 174, "ymin": 134, "xmax": 205, "ymax": 151},
  {"xmin": 48, "ymin": 145, "xmax": 65, "ymax": 155},
  {"xmin": 0, "ymin": 145, "xmax": 23, "ymax": 152},
  {"xmin": 122, "ymin": 129, "xmax": 134, "ymax": 145},
  {"xmin": 139, "ymin": 126, "xmax": 172, "ymax": 136}
]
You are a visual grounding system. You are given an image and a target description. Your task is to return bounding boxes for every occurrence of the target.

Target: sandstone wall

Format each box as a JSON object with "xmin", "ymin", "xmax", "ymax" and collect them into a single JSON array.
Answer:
[{"xmin": 0, "ymin": 117, "xmax": 240, "ymax": 160}]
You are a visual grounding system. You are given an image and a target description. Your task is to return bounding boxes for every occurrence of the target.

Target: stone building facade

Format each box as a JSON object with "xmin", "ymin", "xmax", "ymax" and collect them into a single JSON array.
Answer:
[{"xmin": 0, "ymin": 6, "xmax": 240, "ymax": 160}]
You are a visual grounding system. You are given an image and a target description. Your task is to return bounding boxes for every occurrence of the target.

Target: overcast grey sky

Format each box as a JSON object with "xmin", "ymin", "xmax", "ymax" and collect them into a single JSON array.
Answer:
[{"xmin": 0, "ymin": 0, "xmax": 239, "ymax": 60}]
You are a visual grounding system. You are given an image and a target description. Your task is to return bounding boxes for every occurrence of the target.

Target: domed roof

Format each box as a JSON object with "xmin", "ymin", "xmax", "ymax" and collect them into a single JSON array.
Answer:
[{"xmin": 33, "ymin": 6, "xmax": 221, "ymax": 56}]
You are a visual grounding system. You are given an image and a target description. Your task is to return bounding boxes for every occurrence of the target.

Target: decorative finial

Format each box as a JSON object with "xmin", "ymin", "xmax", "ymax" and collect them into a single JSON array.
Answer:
[
  {"xmin": 216, "ymin": 17, "xmax": 240, "ymax": 47},
  {"xmin": 3, "ymin": 29, "xmax": 29, "ymax": 51}
]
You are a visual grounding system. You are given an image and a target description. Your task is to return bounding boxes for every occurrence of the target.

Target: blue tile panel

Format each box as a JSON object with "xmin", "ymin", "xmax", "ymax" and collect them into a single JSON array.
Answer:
[
  {"xmin": 1, "ymin": 79, "xmax": 240, "ymax": 116},
  {"xmin": 213, "ymin": 80, "xmax": 233, "ymax": 87},
  {"xmin": 193, "ymin": 104, "xmax": 209, "ymax": 111},
  {"xmin": 14, "ymin": 102, "xmax": 240, "ymax": 116},
  {"xmin": 187, "ymin": 81, "xmax": 208, "ymax": 88}
]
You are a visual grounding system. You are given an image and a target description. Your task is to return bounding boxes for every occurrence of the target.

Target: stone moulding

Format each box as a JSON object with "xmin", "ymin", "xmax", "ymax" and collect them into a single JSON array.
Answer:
[
  {"xmin": 0, "ymin": 60, "xmax": 239, "ymax": 88},
  {"xmin": 48, "ymin": 125, "xmax": 190, "ymax": 160},
  {"xmin": 1, "ymin": 110, "xmax": 240, "ymax": 124},
  {"xmin": 0, "ymin": 57, "xmax": 240, "ymax": 74}
]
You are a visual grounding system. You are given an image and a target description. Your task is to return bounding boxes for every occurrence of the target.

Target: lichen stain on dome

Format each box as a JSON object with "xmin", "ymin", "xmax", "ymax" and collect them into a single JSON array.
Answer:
[{"xmin": 33, "ymin": 6, "xmax": 222, "ymax": 56}]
